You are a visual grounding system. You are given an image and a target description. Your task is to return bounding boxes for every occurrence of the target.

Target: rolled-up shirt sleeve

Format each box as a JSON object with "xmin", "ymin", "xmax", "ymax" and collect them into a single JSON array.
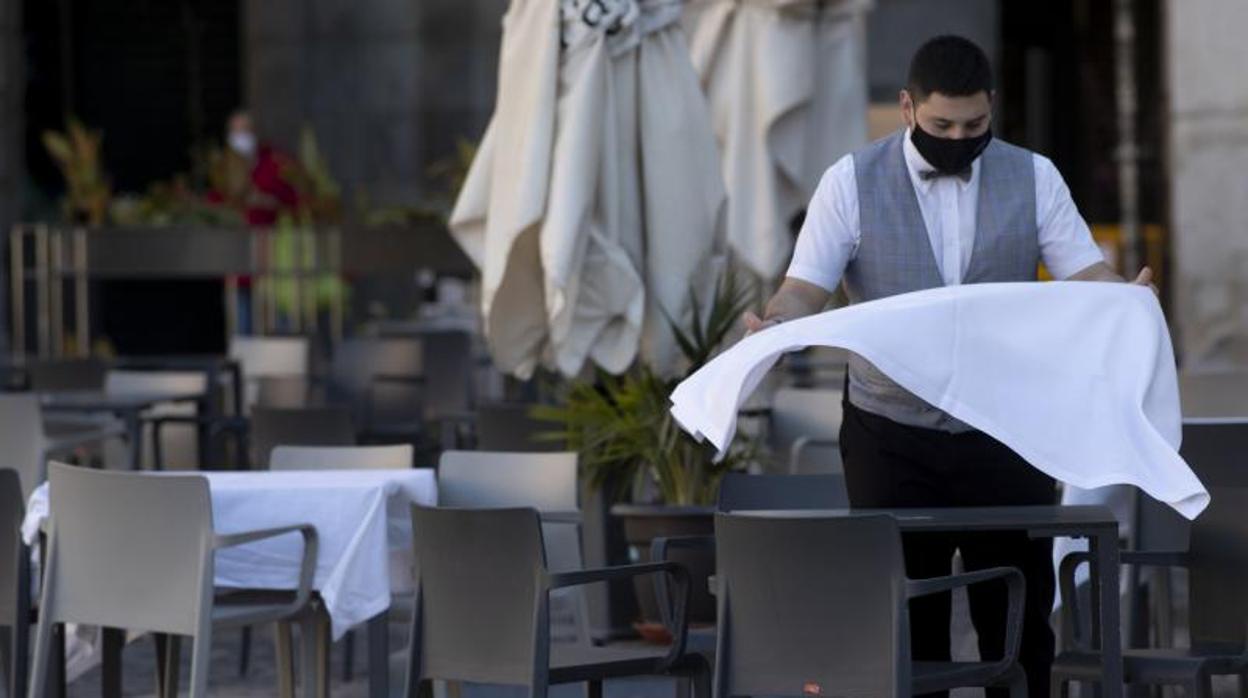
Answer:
[
  {"xmin": 1034, "ymin": 154, "xmax": 1106, "ymax": 280},
  {"xmin": 786, "ymin": 154, "xmax": 860, "ymax": 293}
]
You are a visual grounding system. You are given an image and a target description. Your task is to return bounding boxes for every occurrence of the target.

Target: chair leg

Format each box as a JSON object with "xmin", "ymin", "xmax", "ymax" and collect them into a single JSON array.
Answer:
[
  {"xmin": 101, "ymin": 626, "xmax": 124, "ymax": 698},
  {"xmin": 275, "ymin": 621, "xmax": 296, "ymax": 698},
  {"xmin": 586, "ymin": 679, "xmax": 603, "ymax": 698},
  {"xmin": 1238, "ymin": 672, "xmax": 1248, "ymax": 698},
  {"xmin": 342, "ymin": 628, "xmax": 355, "ymax": 682},
  {"xmin": 187, "ymin": 626, "xmax": 212, "ymax": 698},
  {"xmin": 163, "ymin": 634, "xmax": 183, "ymax": 698},
  {"xmin": 690, "ymin": 658, "xmax": 712, "ymax": 698},
  {"xmin": 1006, "ymin": 665, "xmax": 1028, "ymax": 698},
  {"xmin": 239, "ymin": 626, "xmax": 252, "ymax": 677},
  {"xmin": 1051, "ymin": 675, "xmax": 1070, "ymax": 698},
  {"xmin": 299, "ymin": 613, "xmax": 330, "ymax": 698},
  {"xmin": 1190, "ymin": 674, "xmax": 1213, "ymax": 698}
]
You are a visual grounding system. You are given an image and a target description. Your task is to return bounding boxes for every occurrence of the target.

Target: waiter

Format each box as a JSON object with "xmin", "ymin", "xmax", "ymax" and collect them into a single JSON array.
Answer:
[{"xmin": 743, "ymin": 36, "xmax": 1152, "ymax": 698}]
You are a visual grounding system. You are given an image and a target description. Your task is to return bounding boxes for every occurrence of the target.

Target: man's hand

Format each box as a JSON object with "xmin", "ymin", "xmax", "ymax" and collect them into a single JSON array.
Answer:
[
  {"xmin": 742, "ymin": 311, "xmax": 784, "ymax": 336},
  {"xmin": 1132, "ymin": 266, "xmax": 1159, "ymax": 296}
]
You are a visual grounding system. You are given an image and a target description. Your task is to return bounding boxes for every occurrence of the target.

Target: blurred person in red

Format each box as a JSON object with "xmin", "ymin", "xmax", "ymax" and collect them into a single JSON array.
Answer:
[
  {"xmin": 209, "ymin": 109, "xmax": 299, "ymax": 226},
  {"xmin": 208, "ymin": 109, "xmax": 301, "ymax": 333}
]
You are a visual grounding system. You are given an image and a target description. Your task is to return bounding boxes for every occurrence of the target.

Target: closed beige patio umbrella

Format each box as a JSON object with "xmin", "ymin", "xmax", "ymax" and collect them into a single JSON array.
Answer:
[
  {"xmin": 684, "ymin": 0, "xmax": 872, "ymax": 280},
  {"xmin": 452, "ymin": 0, "xmax": 725, "ymax": 379}
]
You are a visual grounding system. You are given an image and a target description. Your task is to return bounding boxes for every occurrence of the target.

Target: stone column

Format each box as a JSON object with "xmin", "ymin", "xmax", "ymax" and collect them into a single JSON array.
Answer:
[
  {"xmin": 1166, "ymin": 0, "xmax": 1248, "ymax": 368},
  {"xmin": 0, "ymin": 0, "xmax": 21, "ymax": 353}
]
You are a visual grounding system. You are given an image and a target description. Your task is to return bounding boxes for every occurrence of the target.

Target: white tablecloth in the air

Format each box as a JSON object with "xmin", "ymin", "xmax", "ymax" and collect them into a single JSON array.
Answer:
[{"xmin": 24, "ymin": 469, "xmax": 437, "ymax": 639}]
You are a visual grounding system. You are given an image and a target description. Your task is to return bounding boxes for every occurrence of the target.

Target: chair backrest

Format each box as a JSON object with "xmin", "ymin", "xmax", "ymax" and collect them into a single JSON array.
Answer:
[
  {"xmin": 418, "ymin": 331, "xmax": 474, "ymax": 420},
  {"xmin": 229, "ymin": 336, "xmax": 310, "ymax": 377},
  {"xmin": 411, "ymin": 505, "xmax": 547, "ymax": 684},
  {"xmin": 437, "ymin": 450, "xmax": 587, "ymax": 643},
  {"xmin": 717, "ymin": 472, "xmax": 850, "ymax": 512},
  {"xmin": 438, "ymin": 451, "xmax": 578, "ymax": 512},
  {"xmin": 475, "ymin": 403, "xmax": 564, "ymax": 452},
  {"xmin": 250, "ymin": 406, "xmax": 355, "ymax": 468},
  {"xmin": 0, "ymin": 468, "xmax": 23, "ymax": 627},
  {"xmin": 329, "ymin": 337, "xmax": 424, "ymax": 427},
  {"xmin": 255, "ymin": 375, "xmax": 319, "ymax": 409},
  {"xmin": 228, "ymin": 336, "xmax": 310, "ymax": 410},
  {"xmin": 106, "ymin": 370, "xmax": 209, "ymax": 469},
  {"xmin": 27, "ymin": 357, "xmax": 107, "ymax": 392},
  {"xmin": 1181, "ymin": 420, "xmax": 1248, "ymax": 487},
  {"xmin": 0, "ymin": 394, "xmax": 49, "ymax": 498},
  {"xmin": 43, "ymin": 463, "xmax": 212, "ymax": 636},
  {"xmin": 1180, "ymin": 371, "xmax": 1248, "ymax": 419},
  {"xmin": 1187, "ymin": 485, "xmax": 1248, "ymax": 649},
  {"xmin": 771, "ymin": 387, "xmax": 844, "ymax": 473},
  {"xmin": 715, "ymin": 513, "xmax": 908, "ymax": 698},
  {"xmin": 269, "ymin": 444, "xmax": 411, "ymax": 470}
]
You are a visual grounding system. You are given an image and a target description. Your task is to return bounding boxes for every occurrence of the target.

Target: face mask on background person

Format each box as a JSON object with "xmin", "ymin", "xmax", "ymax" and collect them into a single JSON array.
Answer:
[{"xmin": 228, "ymin": 131, "xmax": 257, "ymax": 158}]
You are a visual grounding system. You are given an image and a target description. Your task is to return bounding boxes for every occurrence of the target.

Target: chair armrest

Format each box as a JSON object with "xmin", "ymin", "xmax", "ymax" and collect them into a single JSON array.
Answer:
[
  {"xmin": 906, "ymin": 566, "xmax": 1022, "ymax": 599},
  {"xmin": 1058, "ymin": 549, "xmax": 1189, "ymax": 650},
  {"xmin": 214, "ymin": 524, "xmax": 319, "ymax": 615},
  {"xmin": 908, "ymin": 566, "xmax": 1025, "ymax": 671},
  {"xmin": 650, "ymin": 535, "xmax": 714, "ymax": 630},
  {"xmin": 548, "ymin": 562, "xmax": 691, "ymax": 668}
]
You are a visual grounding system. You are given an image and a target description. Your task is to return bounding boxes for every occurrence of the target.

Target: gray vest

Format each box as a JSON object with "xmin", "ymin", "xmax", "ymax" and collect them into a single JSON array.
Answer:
[{"xmin": 843, "ymin": 130, "xmax": 1039, "ymax": 432}]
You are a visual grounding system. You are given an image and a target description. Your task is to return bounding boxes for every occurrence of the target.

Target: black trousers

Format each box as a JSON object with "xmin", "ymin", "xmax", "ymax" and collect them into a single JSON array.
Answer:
[{"xmin": 839, "ymin": 398, "xmax": 1057, "ymax": 698}]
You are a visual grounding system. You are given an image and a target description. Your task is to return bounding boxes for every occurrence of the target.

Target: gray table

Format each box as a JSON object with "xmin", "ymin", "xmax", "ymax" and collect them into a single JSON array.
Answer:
[
  {"xmin": 736, "ymin": 505, "xmax": 1123, "ymax": 698},
  {"xmin": 39, "ymin": 390, "xmax": 205, "ymax": 471}
]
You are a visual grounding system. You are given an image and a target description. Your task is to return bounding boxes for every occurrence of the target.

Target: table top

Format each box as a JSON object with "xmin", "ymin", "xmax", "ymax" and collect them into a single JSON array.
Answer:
[
  {"xmin": 731, "ymin": 505, "xmax": 1120, "ymax": 535},
  {"xmin": 38, "ymin": 389, "xmax": 205, "ymax": 411}
]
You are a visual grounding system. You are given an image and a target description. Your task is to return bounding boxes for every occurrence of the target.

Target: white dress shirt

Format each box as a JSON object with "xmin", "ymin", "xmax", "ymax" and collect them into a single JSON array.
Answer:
[{"xmin": 786, "ymin": 130, "xmax": 1105, "ymax": 290}]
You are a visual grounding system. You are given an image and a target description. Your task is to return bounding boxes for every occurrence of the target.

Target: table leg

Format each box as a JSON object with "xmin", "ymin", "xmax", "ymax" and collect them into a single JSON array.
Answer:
[
  {"xmin": 368, "ymin": 611, "xmax": 389, "ymax": 698},
  {"xmin": 102, "ymin": 626, "xmax": 124, "ymax": 698},
  {"xmin": 1092, "ymin": 529, "xmax": 1124, "ymax": 698}
]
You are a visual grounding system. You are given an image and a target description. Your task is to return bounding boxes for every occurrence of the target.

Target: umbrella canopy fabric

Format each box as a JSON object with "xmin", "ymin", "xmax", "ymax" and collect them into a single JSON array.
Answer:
[
  {"xmin": 452, "ymin": 0, "xmax": 725, "ymax": 379},
  {"xmin": 684, "ymin": 0, "xmax": 872, "ymax": 280}
]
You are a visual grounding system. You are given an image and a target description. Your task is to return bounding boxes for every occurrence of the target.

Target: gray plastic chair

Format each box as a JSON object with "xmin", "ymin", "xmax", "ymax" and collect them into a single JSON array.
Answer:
[
  {"xmin": 651, "ymin": 473, "xmax": 852, "ymax": 654},
  {"xmin": 28, "ymin": 463, "xmax": 319, "ymax": 698},
  {"xmin": 1, "ymin": 468, "xmax": 32, "ymax": 698},
  {"xmin": 0, "ymin": 393, "xmax": 126, "ymax": 499},
  {"xmin": 329, "ymin": 337, "xmax": 424, "ymax": 441},
  {"xmin": 714, "ymin": 512, "xmax": 1026, "ymax": 698},
  {"xmin": 1054, "ymin": 485, "xmax": 1248, "ymax": 697},
  {"xmin": 405, "ymin": 505, "xmax": 709, "ymax": 697},
  {"xmin": 770, "ymin": 387, "xmax": 844, "ymax": 474},
  {"xmin": 250, "ymin": 406, "xmax": 356, "ymax": 469},
  {"xmin": 228, "ymin": 336, "xmax": 311, "ymax": 414},
  {"xmin": 105, "ymin": 369, "xmax": 209, "ymax": 470},
  {"xmin": 439, "ymin": 450, "xmax": 589, "ymax": 645},
  {"xmin": 475, "ymin": 402, "xmax": 564, "ymax": 452}
]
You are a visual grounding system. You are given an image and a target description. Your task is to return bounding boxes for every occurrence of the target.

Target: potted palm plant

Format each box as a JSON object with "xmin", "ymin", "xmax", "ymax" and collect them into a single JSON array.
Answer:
[{"xmin": 534, "ymin": 268, "xmax": 759, "ymax": 633}]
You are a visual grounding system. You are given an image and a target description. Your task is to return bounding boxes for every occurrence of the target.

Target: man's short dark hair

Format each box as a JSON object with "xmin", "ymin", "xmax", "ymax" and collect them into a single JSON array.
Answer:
[{"xmin": 907, "ymin": 35, "xmax": 992, "ymax": 102}]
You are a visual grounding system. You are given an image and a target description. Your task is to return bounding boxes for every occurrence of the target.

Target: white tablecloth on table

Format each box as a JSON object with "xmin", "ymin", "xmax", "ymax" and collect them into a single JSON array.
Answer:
[
  {"xmin": 24, "ymin": 469, "xmax": 437, "ymax": 639},
  {"xmin": 670, "ymin": 282, "xmax": 1209, "ymax": 519}
]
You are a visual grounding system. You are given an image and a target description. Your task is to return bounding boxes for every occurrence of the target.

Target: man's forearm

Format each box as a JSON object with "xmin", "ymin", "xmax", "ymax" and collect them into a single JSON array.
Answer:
[
  {"xmin": 762, "ymin": 278, "xmax": 832, "ymax": 322},
  {"xmin": 1067, "ymin": 261, "xmax": 1126, "ymax": 282}
]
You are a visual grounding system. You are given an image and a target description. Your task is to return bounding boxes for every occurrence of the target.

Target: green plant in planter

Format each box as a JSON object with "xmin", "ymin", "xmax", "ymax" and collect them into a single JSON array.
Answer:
[{"xmin": 533, "ymin": 268, "xmax": 760, "ymax": 506}]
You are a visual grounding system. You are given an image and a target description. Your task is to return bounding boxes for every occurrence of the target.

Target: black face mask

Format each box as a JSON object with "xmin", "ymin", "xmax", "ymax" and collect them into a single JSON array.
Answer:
[{"xmin": 909, "ymin": 121, "xmax": 992, "ymax": 175}]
